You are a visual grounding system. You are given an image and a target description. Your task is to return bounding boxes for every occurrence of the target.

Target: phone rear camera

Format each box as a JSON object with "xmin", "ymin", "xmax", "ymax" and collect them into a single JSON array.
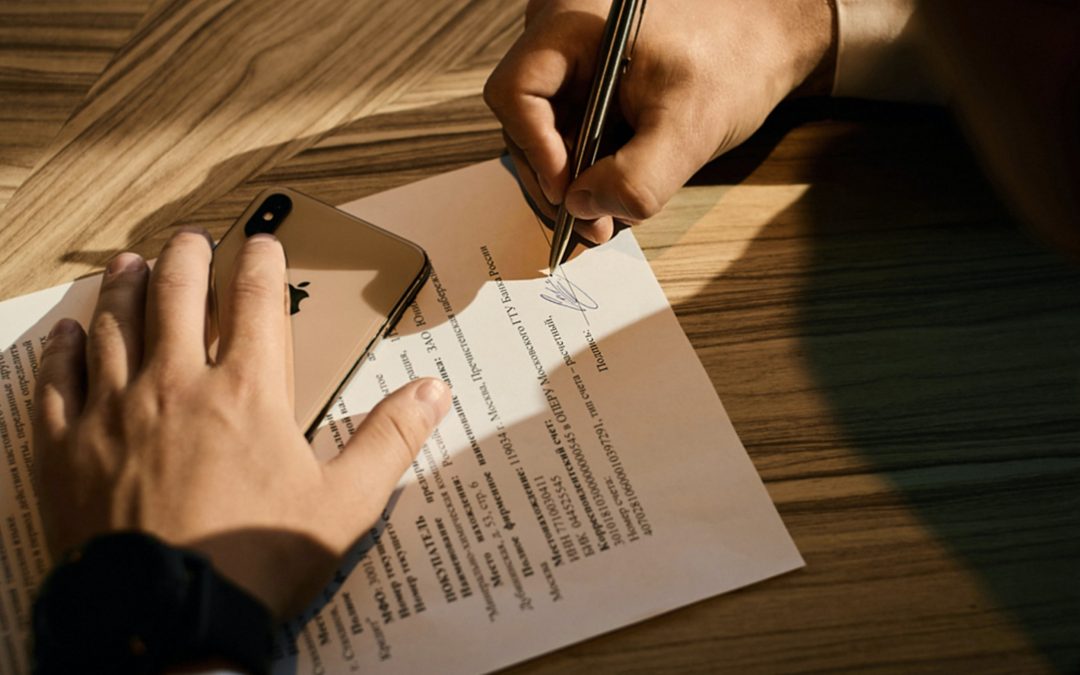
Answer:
[{"xmin": 244, "ymin": 193, "xmax": 293, "ymax": 237}]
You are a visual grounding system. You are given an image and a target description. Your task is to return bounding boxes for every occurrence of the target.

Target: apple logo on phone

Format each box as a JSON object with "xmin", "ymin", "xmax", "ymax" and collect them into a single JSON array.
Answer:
[{"xmin": 289, "ymin": 281, "xmax": 311, "ymax": 315}]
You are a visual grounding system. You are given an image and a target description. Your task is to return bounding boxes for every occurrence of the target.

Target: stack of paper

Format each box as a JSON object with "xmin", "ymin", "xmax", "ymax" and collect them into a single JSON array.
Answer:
[{"xmin": 0, "ymin": 160, "xmax": 802, "ymax": 674}]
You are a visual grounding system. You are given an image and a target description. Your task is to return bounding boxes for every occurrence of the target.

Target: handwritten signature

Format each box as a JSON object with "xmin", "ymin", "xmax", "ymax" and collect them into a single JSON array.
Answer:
[{"xmin": 540, "ymin": 276, "xmax": 599, "ymax": 312}]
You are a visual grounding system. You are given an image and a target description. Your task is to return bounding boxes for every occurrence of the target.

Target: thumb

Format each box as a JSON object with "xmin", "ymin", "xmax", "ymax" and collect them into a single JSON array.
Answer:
[
  {"xmin": 326, "ymin": 378, "xmax": 451, "ymax": 516},
  {"xmin": 565, "ymin": 108, "xmax": 707, "ymax": 223}
]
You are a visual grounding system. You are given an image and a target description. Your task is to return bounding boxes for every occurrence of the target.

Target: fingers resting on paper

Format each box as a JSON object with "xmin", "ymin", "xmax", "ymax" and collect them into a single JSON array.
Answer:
[
  {"xmin": 32, "ymin": 228, "xmax": 449, "ymax": 619},
  {"xmin": 86, "ymin": 252, "xmax": 148, "ymax": 398},
  {"xmin": 328, "ymin": 378, "xmax": 450, "ymax": 514}
]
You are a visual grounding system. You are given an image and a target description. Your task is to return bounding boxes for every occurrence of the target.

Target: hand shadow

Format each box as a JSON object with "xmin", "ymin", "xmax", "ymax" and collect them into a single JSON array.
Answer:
[{"xmin": 669, "ymin": 99, "xmax": 1080, "ymax": 671}]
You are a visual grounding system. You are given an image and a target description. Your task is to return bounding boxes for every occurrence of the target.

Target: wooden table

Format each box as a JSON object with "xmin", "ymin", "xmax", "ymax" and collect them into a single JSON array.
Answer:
[{"xmin": 2, "ymin": 1, "xmax": 1078, "ymax": 672}]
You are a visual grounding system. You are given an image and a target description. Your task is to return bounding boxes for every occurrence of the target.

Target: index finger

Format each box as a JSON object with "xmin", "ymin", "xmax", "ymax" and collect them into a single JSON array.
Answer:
[{"xmin": 484, "ymin": 30, "xmax": 575, "ymax": 204}]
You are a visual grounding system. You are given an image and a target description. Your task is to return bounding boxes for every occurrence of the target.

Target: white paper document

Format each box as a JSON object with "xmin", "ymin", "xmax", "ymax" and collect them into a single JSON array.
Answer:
[{"xmin": 0, "ymin": 159, "xmax": 802, "ymax": 674}]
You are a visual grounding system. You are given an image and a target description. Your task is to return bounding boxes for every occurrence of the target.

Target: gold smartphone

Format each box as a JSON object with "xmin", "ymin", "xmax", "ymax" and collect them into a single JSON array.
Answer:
[{"xmin": 211, "ymin": 187, "xmax": 430, "ymax": 438}]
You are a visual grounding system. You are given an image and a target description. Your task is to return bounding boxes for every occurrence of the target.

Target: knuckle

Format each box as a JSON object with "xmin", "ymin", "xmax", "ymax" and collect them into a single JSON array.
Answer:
[
  {"xmin": 41, "ymin": 325, "xmax": 79, "ymax": 362},
  {"xmin": 215, "ymin": 365, "xmax": 267, "ymax": 406},
  {"xmin": 33, "ymin": 368, "xmax": 54, "ymax": 403},
  {"xmin": 123, "ymin": 384, "xmax": 162, "ymax": 426},
  {"xmin": 33, "ymin": 379, "xmax": 66, "ymax": 432},
  {"xmin": 482, "ymin": 73, "xmax": 509, "ymax": 113},
  {"xmin": 376, "ymin": 407, "xmax": 423, "ymax": 467},
  {"xmin": 88, "ymin": 310, "xmax": 135, "ymax": 344},
  {"xmin": 152, "ymin": 267, "xmax": 203, "ymax": 296},
  {"xmin": 72, "ymin": 418, "xmax": 120, "ymax": 477},
  {"xmin": 386, "ymin": 419, "xmax": 420, "ymax": 467},
  {"xmin": 614, "ymin": 175, "xmax": 663, "ymax": 220},
  {"xmin": 229, "ymin": 274, "xmax": 280, "ymax": 306},
  {"xmin": 87, "ymin": 345, "xmax": 126, "ymax": 386},
  {"xmin": 140, "ymin": 361, "xmax": 193, "ymax": 400}
]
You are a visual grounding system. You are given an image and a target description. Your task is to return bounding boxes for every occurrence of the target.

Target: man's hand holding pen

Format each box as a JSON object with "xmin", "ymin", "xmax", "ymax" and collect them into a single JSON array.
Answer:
[{"xmin": 484, "ymin": 0, "xmax": 837, "ymax": 250}]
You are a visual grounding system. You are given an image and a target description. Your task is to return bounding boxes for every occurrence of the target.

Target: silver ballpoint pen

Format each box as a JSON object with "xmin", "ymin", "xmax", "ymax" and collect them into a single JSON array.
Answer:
[{"xmin": 549, "ymin": 0, "xmax": 645, "ymax": 272}]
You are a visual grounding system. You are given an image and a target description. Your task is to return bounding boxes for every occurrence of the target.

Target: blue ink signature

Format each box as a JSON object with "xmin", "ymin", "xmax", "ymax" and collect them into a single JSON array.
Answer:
[{"xmin": 540, "ymin": 276, "xmax": 599, "ymax": 312}]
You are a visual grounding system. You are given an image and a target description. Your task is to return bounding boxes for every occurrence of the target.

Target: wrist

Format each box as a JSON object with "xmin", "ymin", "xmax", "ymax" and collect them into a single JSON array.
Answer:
[
  {"xmin": 33, "ymin": 532, "xmax": 275, "ymax": 675},
  {"xmin": 830, "ymin": 0, "xmax": 934, "ymax": 101},
  {"xmin": 189, "ymin": 529, "xmax": 339, "ymax": 620},
  {"xmin": 787, "ymin": 0, "xmax": 839, "ymax": 98}
]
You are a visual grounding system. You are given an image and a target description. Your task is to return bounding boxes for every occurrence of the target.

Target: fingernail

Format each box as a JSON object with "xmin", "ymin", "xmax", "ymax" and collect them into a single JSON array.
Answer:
[
  {"xmin": 414, "ymin": 378, "xmax": 450, "ymax": 424},
  {"xmin": 174, "ymin": 226, "xmax": 215, "ymax": 247},
  {"xmin": 105, "ymin": 252, "xmax": 145, "ymax": 277},
  {"xmin": 48, "ymin": 318, "xmax": 79, "ymax": 339},
  {"xmin": 247, "ymin": 233, "xmax": 278, "ymax": 243},
  {"xmin": 566, "ymin": 189, "xmax": 599, "ymax": 219},
  {"xmin": 246, "ymin": 233, "xmax": 284, "ymax": 263}
]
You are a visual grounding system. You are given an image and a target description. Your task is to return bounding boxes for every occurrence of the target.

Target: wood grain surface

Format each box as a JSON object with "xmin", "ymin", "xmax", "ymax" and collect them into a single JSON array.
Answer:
[
  {"xmin": 1, "ymin": 2, "xmax": 1078, "ymax": 673},
  {"xmin": 0, "ymin": 1, "xmax": 151, "ymax": 210},
  {"xmin": 0, "ymin": 0, "xmax": 521, "ymax": 295}
]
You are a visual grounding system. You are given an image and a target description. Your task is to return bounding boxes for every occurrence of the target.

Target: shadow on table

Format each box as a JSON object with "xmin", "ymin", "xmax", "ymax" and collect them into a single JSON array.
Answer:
[{"xmin": 687, "ymin": 100, "xmax": 1080, "ymax": 670}]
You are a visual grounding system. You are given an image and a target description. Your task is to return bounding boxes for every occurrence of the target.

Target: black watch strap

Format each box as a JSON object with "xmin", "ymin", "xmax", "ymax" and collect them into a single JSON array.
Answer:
[
  {"xmin": 187, "ymin": 547, "xmax": 276, "ymax": 674},
  {"xmin": 32, "ymin": 532, "xmax": 275, "ymax": 675}
]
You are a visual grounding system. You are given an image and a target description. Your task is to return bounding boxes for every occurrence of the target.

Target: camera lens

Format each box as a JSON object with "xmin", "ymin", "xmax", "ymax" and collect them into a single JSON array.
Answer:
[{"xmin": 244, "ymin": 193, "xmax": 293, "ymax": 237}]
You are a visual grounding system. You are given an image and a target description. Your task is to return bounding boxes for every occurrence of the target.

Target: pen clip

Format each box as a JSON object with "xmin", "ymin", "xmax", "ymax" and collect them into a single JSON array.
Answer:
[{"xmin": 621, "ymin": 0, "xmax": 647, "ymax": 75}]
